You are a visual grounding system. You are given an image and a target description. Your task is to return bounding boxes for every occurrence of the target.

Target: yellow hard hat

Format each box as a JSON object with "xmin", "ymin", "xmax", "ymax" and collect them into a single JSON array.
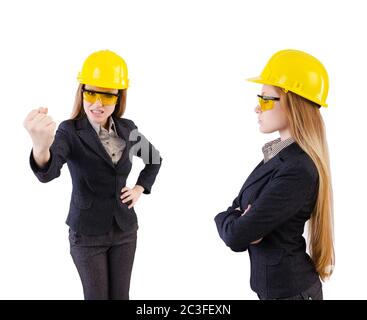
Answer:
[
  {"xmin": 247, "ymin": 49, "xmax": 329, "ymax": 107},
  {"xmin": 77, "ymin": 50, "xmax": 129, "ymax": 89}
]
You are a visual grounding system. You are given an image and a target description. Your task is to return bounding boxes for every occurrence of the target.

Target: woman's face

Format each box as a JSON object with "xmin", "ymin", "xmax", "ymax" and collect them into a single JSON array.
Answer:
[
  {"xmin": 255, "ymin": 84, "xmax": 289, "ymax": 134},
  {"xmin": 83, "ymin": 85, "xmax": 118, "ymax": 126}
]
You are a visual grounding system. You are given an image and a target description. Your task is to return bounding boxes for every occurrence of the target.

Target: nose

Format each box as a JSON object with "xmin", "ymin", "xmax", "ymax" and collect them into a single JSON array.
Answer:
[
  {"xmin": 94, "ymin": 95, "xmax": 103, "ymax": 107},
  {"xmin": 254, "ymin": 105, "xmax": 261, "ymax": 114}
]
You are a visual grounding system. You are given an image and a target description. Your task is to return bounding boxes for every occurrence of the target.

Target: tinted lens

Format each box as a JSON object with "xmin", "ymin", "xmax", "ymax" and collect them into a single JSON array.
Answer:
[
  {"xmin": 83, "ymin": 91, "xmax": 97, "ymax": 103},
  {"xmin": 83, "ymin": 91, "xmax": 118, "ymax": 105},
  {"xmin": 258, "ymin": 97, "xmax": 275, "ymax": 111},
  {"xmin": 100, "ymin": 93, "xmax": 118, "ymax": 105}
]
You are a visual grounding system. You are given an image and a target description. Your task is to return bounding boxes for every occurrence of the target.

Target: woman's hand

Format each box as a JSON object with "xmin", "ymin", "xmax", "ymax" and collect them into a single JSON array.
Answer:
[
  {"xmin": 236, "ymin": 204, "xmax": 263, "ymax": 244},
  {"xmin": 23, "ymin": 107, "xmax": 56, "ymax": 168},
  {"xmin": 23, "ymin": 107, "xmax": 56, "ymax": 152},
  {"xmin": 120, "ymin": 185, "xmax": 145, "ymax": 209},
  {"xmin": 238, "ymin": 204, "xmax": 251, "ymax": 216}
]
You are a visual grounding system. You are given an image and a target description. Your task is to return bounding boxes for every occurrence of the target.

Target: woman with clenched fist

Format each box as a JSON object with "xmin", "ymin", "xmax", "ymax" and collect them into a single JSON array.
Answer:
[{"xmin": 24, "ymin": 50, "xmax": 162, "ymax": 300}]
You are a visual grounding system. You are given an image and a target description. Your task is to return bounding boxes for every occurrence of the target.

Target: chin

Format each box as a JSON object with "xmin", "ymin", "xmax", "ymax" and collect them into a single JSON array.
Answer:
[
  {"xmin": 260, "ymin": 127, "xmax": 276, "ymax": 134},
  {"xmin": 89, "ymin": 112, "xmax": 106, "ymax": 120}
]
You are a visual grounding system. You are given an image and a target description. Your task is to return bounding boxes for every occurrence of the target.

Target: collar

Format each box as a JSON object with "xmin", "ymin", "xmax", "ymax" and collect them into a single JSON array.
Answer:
[
  {"xmin": 262, "ymin": 136, "xmax": 295, "ymax": 163},
  {"xmin": 88, "ymin": 116, "xmax": 116, "ymax": 135}
]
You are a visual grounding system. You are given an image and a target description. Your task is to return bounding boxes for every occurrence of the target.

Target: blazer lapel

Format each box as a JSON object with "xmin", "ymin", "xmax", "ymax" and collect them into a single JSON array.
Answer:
[
  {"xmin": 240, "ymin": 142, "xmax": 304, "ymax": 193},
  {"xmin": 241, "ymin": 156, "xmax": 281, "ymax": 192},
  {"xmin": 76, "ymin": 117, "xmax": 115, "ymax": 169}
]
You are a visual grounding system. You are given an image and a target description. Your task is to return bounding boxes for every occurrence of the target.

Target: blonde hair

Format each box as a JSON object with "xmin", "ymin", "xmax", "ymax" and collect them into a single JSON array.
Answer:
[
  {"xmin": 276, "ymin": 87, "xmax": 335, "ymax": 281},
  {"xmin": 70, "ymin": 84, "xmax": 127, "ymax": 119}
]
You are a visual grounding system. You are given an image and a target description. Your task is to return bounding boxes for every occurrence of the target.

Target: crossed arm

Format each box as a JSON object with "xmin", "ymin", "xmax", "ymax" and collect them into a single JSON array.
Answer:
[{"xmin": 214, "ymin": 164, "xmax": 315, "ymax": 252}]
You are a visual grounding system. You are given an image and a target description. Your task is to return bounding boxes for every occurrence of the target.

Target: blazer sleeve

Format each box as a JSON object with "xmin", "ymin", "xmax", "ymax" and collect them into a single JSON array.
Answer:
[
  {"xmin": 29, "ymin": 121, "xmax": 72, "ymax": 183},
  {"xmin": 214, "ymin": 163, "xmax": 317, "ymax": 252},
  {"xmin": 126, "ymin": 119, "xmax": 162, "ymax": 194}
]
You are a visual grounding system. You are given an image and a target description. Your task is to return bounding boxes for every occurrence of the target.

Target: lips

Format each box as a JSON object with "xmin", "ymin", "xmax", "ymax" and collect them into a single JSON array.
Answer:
[{"xmin": 91, "ymin": 109, "xmax": 104, "ymax": 115}]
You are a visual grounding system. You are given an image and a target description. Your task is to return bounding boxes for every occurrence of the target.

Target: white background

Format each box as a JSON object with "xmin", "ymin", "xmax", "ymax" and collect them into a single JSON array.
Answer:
[{"xmin": 0, "ymin": 0, "xmax": 365, "ymax": 300}]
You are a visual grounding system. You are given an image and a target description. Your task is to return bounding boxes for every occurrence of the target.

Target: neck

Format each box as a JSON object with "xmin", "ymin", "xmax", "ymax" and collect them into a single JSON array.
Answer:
[
  {"xmin": 279, "ymin": 128, "xmax": 292, "ymax": 141},
  {"xmin": 101, "ymin": 117, "xmax": 110, "ymax": 130}
]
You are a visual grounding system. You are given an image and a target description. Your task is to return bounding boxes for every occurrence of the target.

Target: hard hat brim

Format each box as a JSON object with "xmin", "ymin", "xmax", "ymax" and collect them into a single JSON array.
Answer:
[
  {"xmin": 246, "ymin": 76, "xmax": 265, "ymax": 83},
  {"xmin": 245, "ymin": 76, "xmax": 328, "ymax": 107}
]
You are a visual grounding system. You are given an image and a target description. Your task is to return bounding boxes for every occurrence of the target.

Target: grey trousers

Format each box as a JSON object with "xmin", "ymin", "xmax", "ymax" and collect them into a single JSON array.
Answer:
[{"xmin": 69, "ymin": 217, "xmax": 137, "ymax": 300}]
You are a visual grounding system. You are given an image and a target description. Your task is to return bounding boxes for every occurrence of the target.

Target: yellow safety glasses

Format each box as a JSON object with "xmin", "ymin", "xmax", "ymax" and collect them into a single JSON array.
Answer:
[
  {"xmin": 82, "ymin": 88, "xmax": 119, "ymax": 106},
  {"xmin": 257, "ymin": 94, "xmax": 280, "ymax": 112}
]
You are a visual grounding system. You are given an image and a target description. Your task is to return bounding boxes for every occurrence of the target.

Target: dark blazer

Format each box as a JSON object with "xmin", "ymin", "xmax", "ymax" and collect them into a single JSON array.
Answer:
[
  {"xmin": 30, "ymin": 116, "xmax": 162, "ymax": 236},
  {"xmin": 215, "ymin": 142, "xmax": 320, "ymax": 299}
]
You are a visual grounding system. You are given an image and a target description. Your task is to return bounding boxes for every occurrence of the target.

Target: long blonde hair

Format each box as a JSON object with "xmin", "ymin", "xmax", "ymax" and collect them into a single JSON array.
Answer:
[
  {"xmin": 70, "ymin": 84, "xmax": 127, "ymax": 119},
  {"xmin": 276, "ymin": 87, "xmax": 335, "ymax": 281}
]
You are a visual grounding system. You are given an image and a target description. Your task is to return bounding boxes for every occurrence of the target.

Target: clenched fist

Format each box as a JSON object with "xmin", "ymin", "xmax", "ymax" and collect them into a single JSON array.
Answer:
[
  {"xmin": 24, "ymin": 107, "xmax": 56, "ymax": 152},
  {"xmin": 23, "ymin": 107, "xmax": 56, "ymax": 167}
]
